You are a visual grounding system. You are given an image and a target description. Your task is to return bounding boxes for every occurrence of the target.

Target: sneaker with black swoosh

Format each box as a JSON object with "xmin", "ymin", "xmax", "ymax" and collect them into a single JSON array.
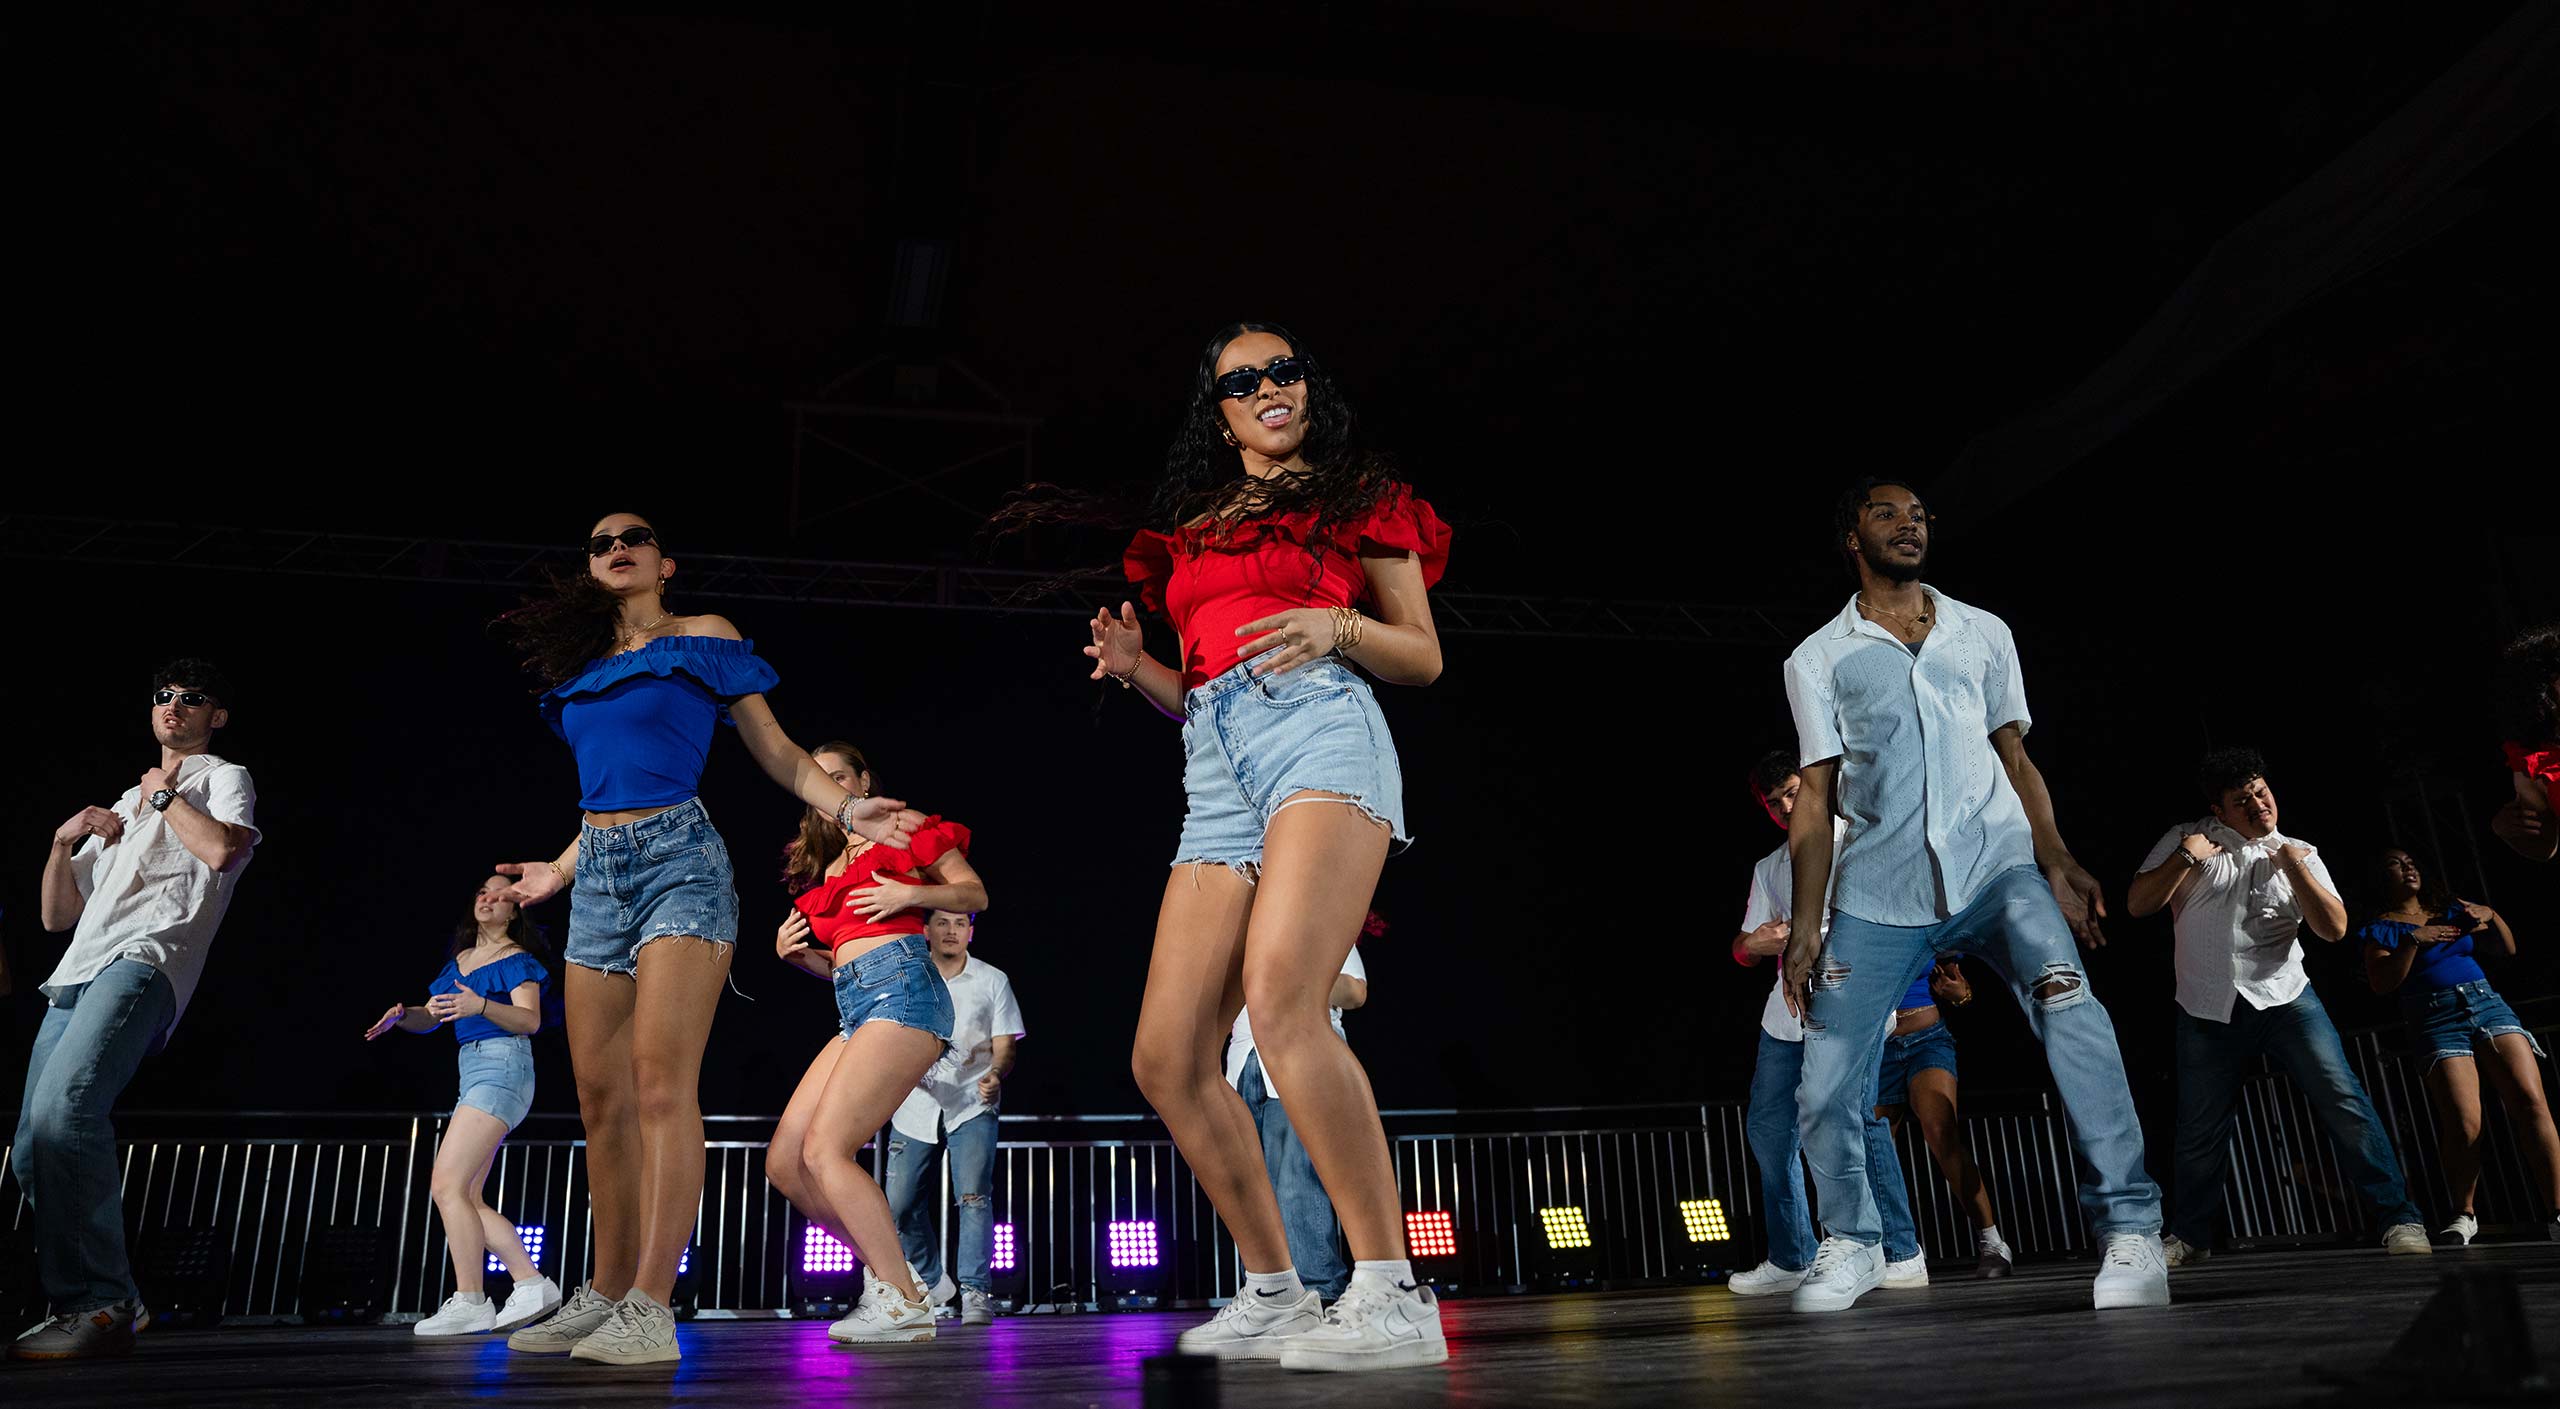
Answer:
[
  {"xmin": 1176, "ymin": 1283, "xmax": 1324, "ymax": 1359},
  {"xmin": 1277, "ymin": 1280, "xmax": 1448, "ymax": 1372}
]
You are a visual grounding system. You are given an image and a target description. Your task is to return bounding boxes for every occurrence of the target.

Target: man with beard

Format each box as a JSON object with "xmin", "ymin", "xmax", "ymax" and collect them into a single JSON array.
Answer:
[
  {"xmin": 15, "ymin": 660, "xmax": 261, "ymax": 1361},
  {"xmin": 1778, "ymin": 480, "xmax": 2167, "ymax": 1315},
  {"xmin": 2129, "ymin": 748, "xmax": 2429, "ymax": 1263}
]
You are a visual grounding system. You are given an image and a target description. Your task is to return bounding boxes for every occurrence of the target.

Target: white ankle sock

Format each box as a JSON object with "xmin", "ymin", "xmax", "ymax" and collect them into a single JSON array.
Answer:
[
  {"xmin": 1980, "ymin": 1225, "xmax": 2010, "ymax": 1252},
  {"xmin": 1351, "ymin": 1259, "xmax": 1417, "ymax": 1293},
  {"xmin": 1243, "ymin": 1267, "xmax": 1305, "ymax": 1299},
  {"xmin": 456, "ymin": 1291, "xmax": 490, "ymax": 1305}
]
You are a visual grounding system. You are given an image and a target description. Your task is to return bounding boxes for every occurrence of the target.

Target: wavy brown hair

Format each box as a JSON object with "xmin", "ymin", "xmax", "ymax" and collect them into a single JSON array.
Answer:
[
  {"xmin": 495, "ymin": 516, "xmax": 665, "ymax": 687},
  {"xmin": 781, "ymin": 741, "xmax": 873, "ymax": 893},
  {"xmin": 449, "ymin": 880, "xmax": 554, "ymax": 965}
]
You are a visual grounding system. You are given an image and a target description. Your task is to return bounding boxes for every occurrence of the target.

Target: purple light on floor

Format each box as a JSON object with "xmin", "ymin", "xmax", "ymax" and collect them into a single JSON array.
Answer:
[
  {"xmin": 1105, "ymin": 1220, "xmax": 1159, "ymax": 1270},
  {"xmin": 489, "ymin": 1224, "xmax": 544, "ymax": 1275},
  {"xmin": 991, "ymin": 1222, "xmax": 1017, "ymax": 1273},
  {"xmin": 802, "ymin": 1225, "xmax": 858, "ymax": 1275}
]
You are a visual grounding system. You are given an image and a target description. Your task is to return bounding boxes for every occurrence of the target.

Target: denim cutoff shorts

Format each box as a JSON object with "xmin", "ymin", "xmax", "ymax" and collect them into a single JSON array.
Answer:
[
  {"xmin": 456, "ymin": 1034, "xmax": 536, "ymax": 1130},
  {"xmin": 1173, "ymin": 658, "xmax": 1409, "ymax": 870},
  {"xmin": 1875, "ymin": 1019, "xmax": 1960, "ymax": 1108},
  {"xmin": 833, "ymin": 934, "xmax": 954, "ymax": 1048},
  {"xmin": 566, "ymin": 796, "xmax": 740, "ymax": 976},
  {"xmin": 2402, "ymin": 980, "xmax": 2549, "ymax": 1067}
]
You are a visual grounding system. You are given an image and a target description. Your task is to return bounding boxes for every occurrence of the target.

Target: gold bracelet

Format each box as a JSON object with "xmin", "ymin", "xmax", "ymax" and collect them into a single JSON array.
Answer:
[
  {"xmin": 545, "ymin": 860, "xmax": 570, "ymax": 889},
  {"xmin": 1105, "ymin": 658, "xmax": 1142, "ymax": 689},
  {"xmin": 1329, "ymin": 605, "xmax": 1365, "ymax": 655}
]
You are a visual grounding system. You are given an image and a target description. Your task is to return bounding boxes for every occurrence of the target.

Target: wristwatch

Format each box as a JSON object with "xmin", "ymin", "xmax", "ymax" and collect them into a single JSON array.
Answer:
[{"xmin": 149, "ymin": 789, "xmax": 177, "ymax": 813}]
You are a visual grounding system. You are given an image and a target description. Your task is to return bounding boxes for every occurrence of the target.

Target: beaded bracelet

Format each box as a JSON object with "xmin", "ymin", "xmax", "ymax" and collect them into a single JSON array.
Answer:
[{"xmin": 1105, "ymin": 659, "xmax": 1142, "ymax": 689}]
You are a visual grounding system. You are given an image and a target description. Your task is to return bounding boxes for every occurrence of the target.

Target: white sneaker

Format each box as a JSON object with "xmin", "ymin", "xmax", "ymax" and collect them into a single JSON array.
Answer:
[
  {"xmin": 2092, "ymin": 1233, "xmax": 2170, "ymax": 1310},
  {"xmin": 1789, "ymin": 1237, "xmax": 1883, "ymax": 1314},
  {"xmin": 569, "ymin": 1290, "xmax": 680, "ymax": 1365},
  {"xmin": 2381, "ymin": 1222, "xmax": 2434, "ymax": 1255},
  {"xmin": 828, "ymin": 1265, "xmax": 937, "ymax": 1345},
  {"xmin": 413, "ymin": 1292, "xmax": 497, "ymax": 1337},
  {"xmin": 1725, "ymin": 1259, "xmax": 1807, "ymax": 1297},
  {"xmin": 494, "ymin": 1275, "xmax": 562, "ymax": 1334},
  {"xmin": 1882, "ymin": 1251, "xmax": 1928, "ymax": 1288},
  {"xmin": 1277, "ymin": 1278, "xmax": 1448, "ymax": 1372},
  {"xmin": 2434, "ymin": 1214, "xmax": 2479, "ymax": 1247},
  {"xmin": 927, "ymin": 1272, "xmax": 957, "ymax": 1314},
  {"xmin": 1975, "ymin": 1230, "xmax": 2014, "ymax": 1279},
  {"xmin": 2159, "ymin": 1234, "xmax": 2209, "ymax": 1269},
  {"xmin": 960, "ymin": 1288, "xmax": 994, "ymax": 1325},
  {"xmin": 1176, "ymin": 1283, "xmax": 1325, "ymax": 1360},
  {"xmin": 507, "ymin": 1283, "xmax": 616, "ymax": 1353}
]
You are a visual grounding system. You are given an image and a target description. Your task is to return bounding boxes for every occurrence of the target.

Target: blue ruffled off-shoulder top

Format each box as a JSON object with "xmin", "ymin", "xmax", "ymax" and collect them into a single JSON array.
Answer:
[
  {"xmin": 540, "ymin": 636, "xmax": 779, "ymax": 811},
  {"xmin": 430, "ymin": 950, "xmax": 551, "ymax": 1045}
]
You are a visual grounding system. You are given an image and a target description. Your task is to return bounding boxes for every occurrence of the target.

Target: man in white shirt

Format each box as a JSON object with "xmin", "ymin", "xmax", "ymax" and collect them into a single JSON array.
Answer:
[
  {"xmin": 2127, "ymin": 748, "xmax": 2428, "ymax": 1263},
  {"xmin": 15, "ymin": 660, "xmax": 260, "ymax": 1362},
  {"xmin": 1780, "ymin": 480, "xmax": 2166, "ymax": 1316},
  {"xmin": 1226, "ymin": 939, "xmax": 1368, "ymax": 1301},
  {"xmin": 1727, "ymin": 751, "xmax": 1932, "ymax": 1296},
  {"xmin": 884, "ymin": 909, "xmax": 1023, "ymax": 1326}
]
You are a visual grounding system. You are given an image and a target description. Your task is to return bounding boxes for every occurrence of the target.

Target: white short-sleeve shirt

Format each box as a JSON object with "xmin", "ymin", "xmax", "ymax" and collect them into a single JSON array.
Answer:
[
  {"xmin": 1225, "ymin": 946, "xmax": 1367, "ymax": 1101},
  {"xmin": 43, "ymin": 752, "xmax": 261, "ymax": 1037},
  {"xmin": 890, "ymin": 956, "xmax": 1026, "ymax": 1144},
  {"xmin": 1783, "ymin": 589, "xmax": 2037, "ymax": 927},
  {"xmin": 2138, "ymin": 818, "xmax": 2338, "ymax": 1023},
  {"xmin": 1739, "ymin": 818, "xmax": 1847, "ymax": 1042}
]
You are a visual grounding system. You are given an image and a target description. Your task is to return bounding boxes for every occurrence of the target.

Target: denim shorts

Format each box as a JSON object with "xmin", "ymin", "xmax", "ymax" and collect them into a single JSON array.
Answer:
[
  {"xmin": 456, "ymin": 1034, "xmax": 536, "ymax": 1130},
  {"xmin": 566, "ymin": 797, "xmax": 740, "ymax": 976},
  {"xmin": 2402, "ymin": 980, "xmax": 2549, "ymax": 1067},
  {"xmin": 1173, "ymin": 658, "xmax": 1408, "ymax": 870},
  {"xmin": 1874, "ymin": 1019, "xmax": 1959, "ymax": 1109},
  {"xmin": 833, "ymin": 934, "xmax": 954, "ymax": 1048}
]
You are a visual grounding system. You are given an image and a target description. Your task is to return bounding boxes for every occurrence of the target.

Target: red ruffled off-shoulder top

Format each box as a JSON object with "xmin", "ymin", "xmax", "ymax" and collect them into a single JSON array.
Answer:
[
  {"xmin": 793, "ymin": 816, "xmax": 972, "ymax": 953},
  {"xmin": 1123, "ymin": 484, "xmax": 1451, "ymax": 691}
]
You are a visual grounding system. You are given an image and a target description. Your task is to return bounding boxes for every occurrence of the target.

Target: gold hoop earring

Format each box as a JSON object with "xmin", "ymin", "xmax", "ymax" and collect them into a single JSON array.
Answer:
[{"xmin": 1221, "ymin": 427, "xmax": 1239, "ymax": 448}]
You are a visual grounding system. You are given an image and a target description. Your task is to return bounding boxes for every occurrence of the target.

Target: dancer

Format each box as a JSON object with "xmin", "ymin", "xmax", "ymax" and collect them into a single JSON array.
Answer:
[
  {"xmin": 1871, "ymin": 955, "xmax": 2014, "ymax": 1278},
  {"xmin": 2358, "ymin": 849, "xmax": 2559, "ymax": 1244},
  {"xmin": 1780, "ymin": 478, "xmax": 2167, "ymax": 1314},
  {"xmin": 1079, "ymin": 322, "xmax": 1451, "ymax": 1371},
  {"xmin": 15, "ymin": 660, "xmax": 260, "ymax": 1362},
  {"xmin": 1727, "ymin": 751, "xmax": 1935, "ymax": 1295},
  {"xmin": 764, "ymin": 743, "xmax": 984, "ymax": 1346},
  {"xmin": 364, "ymin": 875, "xmax": 565, "ymax": 1336},
  {"xmin": 884, "ymin": 907, "xmax": 1022, "ymax": 1326},
  {"xmin": 1227, "ymin": 933, "xmax": 1368, "ymax": 1303},
  {"xmin": 2128, "ymin": 748, "xmax": 2428, "ymax": 1263},
  {"xmin": 492, "ymin": 519, "xmax": 924, "ymax": 1365},
  {"xmin": 2492, "ymin": 624, "xmax": 2558, "ymax": 863}
]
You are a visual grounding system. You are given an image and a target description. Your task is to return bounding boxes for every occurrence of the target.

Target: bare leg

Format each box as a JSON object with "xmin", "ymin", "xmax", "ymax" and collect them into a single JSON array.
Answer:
[
  {"xmin": 564, "ymin": 966, "xmax": 641, "ymax": 1298},
  {"xmin": 2425, "ymin": 1056, "xmax": 2484, "ymax": 1216},
  {"xmin": 431, "ymin": 1106, "xmax": 517, "ymax": 1297},
  {"xmin": 767, "ymin": 1037, "xmax": 857, "ymax": 1246},
  {"xmin": 1131, "ymin": 862, "xmax": 1287, "ymax": 1271},
  {"xmin": 467, "ymin": 1143, "xmax": 540, "ymax": 1282},
  {"xmin": 2479, "ymin": 1034, "xmax": 2560, "ymax": 1213},
  {"xmin": 802, "ymin": 1019, "xmax": 944, "ymax": 1301},
  {"xmin": 626, "ymin": 938, "xmax": 732, "ymax": 1305},
  {"xmin": 1242, "ymin": 794, "xmax": 1404, "ymax": 1263},
  {"xmin": 1906, "ymin": 1068, "xmax": 1999, "ymax": 1232}
]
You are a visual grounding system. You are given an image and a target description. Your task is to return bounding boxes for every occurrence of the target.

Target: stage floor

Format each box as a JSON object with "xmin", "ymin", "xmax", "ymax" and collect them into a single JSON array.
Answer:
[{"xmin": 6, "ymin": 1244, "xmax": 2555, "ymax": 1406}]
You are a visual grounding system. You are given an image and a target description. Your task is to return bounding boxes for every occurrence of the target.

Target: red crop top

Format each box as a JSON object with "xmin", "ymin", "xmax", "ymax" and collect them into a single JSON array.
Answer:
[
  {"xmin": 792, "ymin": 816, "xmax": 972, "ymax": 954},
  {"xmin": 1123, "ymin": 483, "xmax": 1451, "ymax": 691}
]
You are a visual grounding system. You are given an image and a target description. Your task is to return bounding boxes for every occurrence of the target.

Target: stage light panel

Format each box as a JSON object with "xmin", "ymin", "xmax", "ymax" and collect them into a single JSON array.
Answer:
[
  {"xmin": 991, "ymin": 1222, "xmax": 1017, "ymax": 1272},
  {"xmin": 488, "ymin": 1224, "xmax": 545, "ymax": 1275},
  {"xmin": 1679, "ymin": 1199, "xmax": 1731, "ymax": 1243},
  {"xmin": 1538, "ymin": 1206, "xmax": 1593, "ymax": 1251},
  {"xmin": 802, "ymin": 1225, "xmax": 859, "ymax": 1275},
  {"xmin": 1106, "ymin": 1220, "xmax": 1160, "ymax": 1269},
  {"xmin": 1406, "ymin": 1210, "xmax": 1458, "ymax": 1258},
  {"xmin": 677, "ymin": 1246, "xmax": 691, "ymax": 1276}
]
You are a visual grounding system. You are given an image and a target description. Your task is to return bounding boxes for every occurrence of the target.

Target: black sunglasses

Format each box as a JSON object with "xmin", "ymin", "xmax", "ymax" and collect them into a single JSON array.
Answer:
[
  {"xmin": 586, "ymin": 525, "xmax": 659, "ymax": 556},
  {"xmin": 152, "ymin": 690, "xmax": 218, "ymax": 708},
  {"xmin": 1212, "ymin": 356, "xmax": 1309, "ymax": 401}
]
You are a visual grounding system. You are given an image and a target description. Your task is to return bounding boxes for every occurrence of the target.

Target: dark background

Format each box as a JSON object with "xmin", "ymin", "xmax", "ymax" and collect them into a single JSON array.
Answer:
[{"xmin": 6, "ymin": 3, "xmax": 2553, "ymax": 1147}]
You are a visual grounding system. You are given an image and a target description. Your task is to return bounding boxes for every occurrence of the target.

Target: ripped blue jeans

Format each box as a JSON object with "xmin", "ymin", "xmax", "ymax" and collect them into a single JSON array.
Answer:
[{"xmin": 1797, "ymin": 864, "xmax": 2161, "ymax": 1247}]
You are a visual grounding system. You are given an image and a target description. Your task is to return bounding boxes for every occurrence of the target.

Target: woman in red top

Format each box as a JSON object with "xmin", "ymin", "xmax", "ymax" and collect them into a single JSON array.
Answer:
[
  {"xmin": 764, "ymin": 741, "xmax": 986, "ymax": 1345},
  {"xmin": 1084, "ymin": 323, "xmax": 1451, "ymax": 1371}
]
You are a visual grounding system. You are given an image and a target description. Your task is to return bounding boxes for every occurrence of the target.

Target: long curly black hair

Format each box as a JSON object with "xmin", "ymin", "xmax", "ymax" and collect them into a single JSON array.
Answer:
[{"xmin": 994, "ymin": 322, "xmax": 1404, "ymax": 595}]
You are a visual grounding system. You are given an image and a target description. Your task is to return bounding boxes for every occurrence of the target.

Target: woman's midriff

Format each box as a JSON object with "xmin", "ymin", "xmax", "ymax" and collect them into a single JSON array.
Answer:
[
  {"xmin": 827, "ymin": 928, "xmax": 925, "ymax": 970},
  {"xmin": 1892, "ymin": 1005, "xmax": 1942, "ymax": 1037},
  {"xmin": 583, "ymin": 801, "xmax": 683, "ymax": 828}
]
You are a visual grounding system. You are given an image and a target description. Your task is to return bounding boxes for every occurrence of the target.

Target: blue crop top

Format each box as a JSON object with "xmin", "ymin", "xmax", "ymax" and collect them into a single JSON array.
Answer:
[
  {"xmin": 2357, "ymin": 917, "xmax": 2487, "ymax": 994},
  {"xmin": 540, "ymin": 636, "xmax": 780, "ymax": 811},
  {"xmin": 1898, "ymin": 976, "xmax": 1934, "ymax": 1010},
  {"xmin": 430, "ymin": 951, "xmax": 550, "ymax": 1044}
]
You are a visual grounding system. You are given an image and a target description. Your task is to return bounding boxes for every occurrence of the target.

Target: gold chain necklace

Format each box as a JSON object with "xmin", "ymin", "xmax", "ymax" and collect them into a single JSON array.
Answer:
[{"xmin": 1858, "ymin": 593, "xmax": 1932, "ymax": 627}]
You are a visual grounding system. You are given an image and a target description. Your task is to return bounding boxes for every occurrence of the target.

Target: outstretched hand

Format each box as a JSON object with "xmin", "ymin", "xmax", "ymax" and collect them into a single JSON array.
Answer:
[
  {"xmin": 496, "ymin": 861, "xmax": 565, "ymax": 906},
  {"xmin": 1085, "ymin": 602, "xmax": 1145, "ymax": 681},
  {"xmin": 839, "ymin": 796, "xmax": 926, "ymax": 849},
  {"xmin": 363, "ymin": 1004, "xmax": 405, "ymax": 1041}
]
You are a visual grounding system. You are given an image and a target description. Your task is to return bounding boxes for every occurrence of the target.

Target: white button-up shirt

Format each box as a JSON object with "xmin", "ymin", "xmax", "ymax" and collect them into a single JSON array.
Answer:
[
  {"xmin": 44, "ymin": 753, "xmax": 261, "ymax": 1037},
  {"xmin": 1784, "ymin": 589, "xmax": 2037, "ymax": 927},
  {"xmin": 1226, "ymin": 946, "xmax": 1367, "ymax": 1101},
  {"xmin": 1739, "ymin": 818, "xmax": 1847, "ymax": 1042},
  {"xmin": 2139, "ymin": 818, "xmax": 2338, "ymax": 1023},
  {"xmin": 890, "ymin": 956, "xmax": 1025, "ymax": 1144}
]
